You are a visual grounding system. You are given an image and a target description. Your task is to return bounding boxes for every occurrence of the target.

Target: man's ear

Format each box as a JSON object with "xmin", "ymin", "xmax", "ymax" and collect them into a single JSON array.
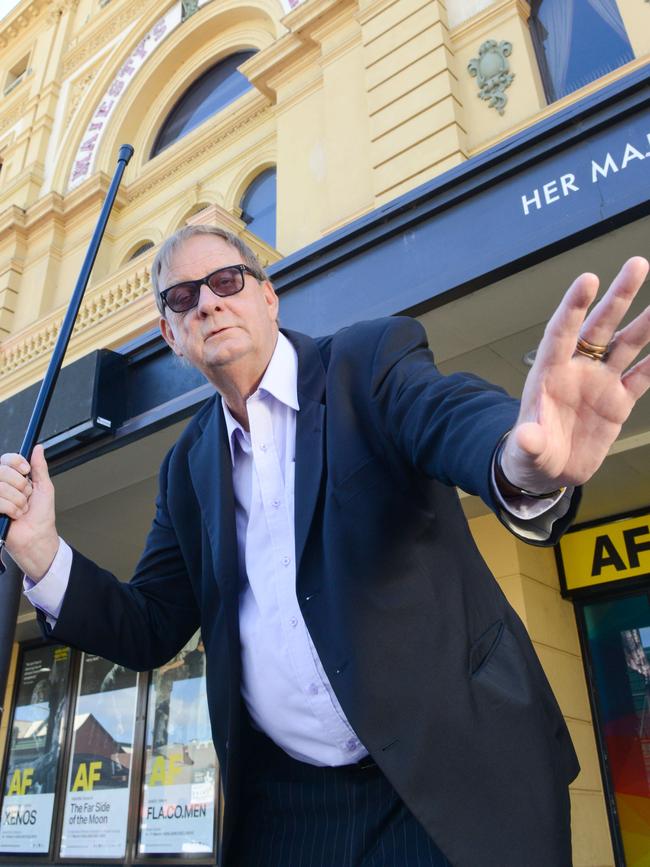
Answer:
[
  {"xmin": 160, "ymin": 316, "xmax": 182, "ymax": 356},
  {"xmin": 262, "ymin": 280, "xmax": 280, "ymax": 323}
]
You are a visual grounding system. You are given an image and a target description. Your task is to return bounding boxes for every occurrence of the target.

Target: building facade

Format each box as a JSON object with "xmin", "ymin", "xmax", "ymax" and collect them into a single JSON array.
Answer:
[{"xmin": 0, "ymin": 0, "xmax": 649, "ymax": 864}]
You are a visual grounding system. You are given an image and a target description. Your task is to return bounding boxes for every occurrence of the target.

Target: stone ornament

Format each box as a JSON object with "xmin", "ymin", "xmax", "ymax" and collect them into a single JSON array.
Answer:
[
  {"xmin": 181, "ymin": 0, "xmax": 199, "ymax": 19},
  {"xmin": 468, "ymin": 39, "xmax": 514, "ymax": 116}
]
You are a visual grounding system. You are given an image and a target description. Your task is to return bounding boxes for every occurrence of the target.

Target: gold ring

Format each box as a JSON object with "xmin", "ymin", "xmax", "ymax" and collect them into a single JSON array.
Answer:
[{"xmin": 575, "ymin": 335, "xmax": 610, "ymax": 362}]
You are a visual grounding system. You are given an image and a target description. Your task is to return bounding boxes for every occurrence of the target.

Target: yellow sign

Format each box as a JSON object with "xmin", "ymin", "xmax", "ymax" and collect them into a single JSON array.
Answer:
[
  {"xmin": 72, "ymin": 761, "xmax": 102, "ymax": 792},
  {"xmin": 8, "ymin": 768, "xmax": 33, "ymax": 796},
  {"xmin": 559, "ymin": 511, "xmax": 650, "ymax": 591}
]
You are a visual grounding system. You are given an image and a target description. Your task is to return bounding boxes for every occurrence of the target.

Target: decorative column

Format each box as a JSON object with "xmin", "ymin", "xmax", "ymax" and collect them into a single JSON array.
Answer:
[
  {"xmin": 0, "ymin": 211, "xmax": 27, "ymax": 339},
  {"xmin": 358, "ymin": 0, "xmax": 468, "ymax": 204}
]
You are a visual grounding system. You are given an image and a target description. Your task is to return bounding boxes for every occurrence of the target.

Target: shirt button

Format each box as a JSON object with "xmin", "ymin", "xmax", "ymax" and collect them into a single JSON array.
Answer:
[
  {"xmin": 281, "ymin": 555, "xmax": 291, "ymax": 567},
  {"xmin": 289, "ymin": 617, "xmax": 298, "ymax": 628},
  {"xmin": 308, "ymin": 683, "xmax": 319, "ymax": 696},
  {"xmin": 345, "ymin": 738, "xmax": 358, "ymax": 752},
  {"xmin": 259, "ymin": 443, "xmax": 268, "ymax": 452},
  {"xmin": 272, "ymin": 498, "xmax": 281, "ymax": 509}
]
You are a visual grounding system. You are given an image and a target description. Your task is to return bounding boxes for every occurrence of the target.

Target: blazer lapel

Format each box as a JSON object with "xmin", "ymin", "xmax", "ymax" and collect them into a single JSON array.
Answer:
[
  {"xmin": 188, "ymin": 399, "xmax": 239, "ymax": 597},
  {"xmin": 284, "ymin": 329, "xmax": 326, "ymax": 574}
]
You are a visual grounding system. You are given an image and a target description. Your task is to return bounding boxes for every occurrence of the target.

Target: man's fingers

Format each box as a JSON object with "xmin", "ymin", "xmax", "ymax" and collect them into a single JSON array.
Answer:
[
  {"xmin": 0, "ymin": 453, "xmax": 30, "ymax": 475},
  {"xmin": 535, "ymin": 272, "xmax": 599, "ymax": 367},
  {"xmin": 580, "ymin": 257, "xmax": 649, "ymax": 348},
  {"xmin": 622, "ymin": 353, "xmax": 650, "ymax": 402},
  {"xmin": 0, "ymin": 479, "xmax": 30, "ymax": 517},
  {"xmin": 606, "ymin": 305, "xmax": 650, "ymax": 373}
]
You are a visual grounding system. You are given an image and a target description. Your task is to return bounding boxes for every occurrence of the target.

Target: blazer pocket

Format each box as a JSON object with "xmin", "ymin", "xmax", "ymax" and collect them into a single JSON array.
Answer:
[
  {"xmin": 469, "ymin": 619, "xmax": 504, "ymax": 677},
  {"xmin": 334, "ymin": 456, "xmax": 385, "ymax": 504}
]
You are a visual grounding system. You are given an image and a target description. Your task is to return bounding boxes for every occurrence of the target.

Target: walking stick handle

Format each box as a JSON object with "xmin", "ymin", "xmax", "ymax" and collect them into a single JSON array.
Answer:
[{"xmin": 0, "ymin": 146, "xmax": 134, "ymax": 571}]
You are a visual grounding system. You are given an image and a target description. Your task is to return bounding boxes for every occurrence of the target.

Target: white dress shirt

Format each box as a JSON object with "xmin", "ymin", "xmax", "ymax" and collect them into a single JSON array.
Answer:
[{"xmin": 24, "ymin": 331, "xmax": 570, "ymax": 766}]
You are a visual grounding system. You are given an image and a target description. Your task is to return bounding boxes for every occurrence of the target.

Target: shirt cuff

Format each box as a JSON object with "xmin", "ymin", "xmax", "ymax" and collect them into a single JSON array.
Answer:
[
  {"xmin": 23, "ymin": 538, "xmax": 72, "ymax": 627},
  {"xmin": 491, "ymin": 459, "xmax": 574, "ymax": 542}
]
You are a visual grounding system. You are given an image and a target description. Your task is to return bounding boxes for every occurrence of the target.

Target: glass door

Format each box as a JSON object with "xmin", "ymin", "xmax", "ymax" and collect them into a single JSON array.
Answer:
[{"xmin": 581, "ymin": 591, "xmax": 650, "ymax": 866}]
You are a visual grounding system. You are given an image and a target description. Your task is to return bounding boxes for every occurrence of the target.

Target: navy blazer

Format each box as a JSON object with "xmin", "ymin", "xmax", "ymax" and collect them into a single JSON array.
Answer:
[{"xmin": 47, "ymin": 317, "xmax": 580, "ymax": 867}]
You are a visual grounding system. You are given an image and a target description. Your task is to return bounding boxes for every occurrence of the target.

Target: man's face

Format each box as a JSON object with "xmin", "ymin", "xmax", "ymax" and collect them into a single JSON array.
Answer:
[{"xmin": 158, "ymin": 235, "xmax": 279, "ymax": 388}]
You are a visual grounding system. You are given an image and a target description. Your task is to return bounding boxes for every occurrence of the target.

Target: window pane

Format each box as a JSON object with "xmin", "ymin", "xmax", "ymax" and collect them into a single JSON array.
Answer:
[
  {"xmin": 138, "ymin": 633, "xmax": 217, "ymax": 855},
  {"xmin": 534, "ymin": 0, "xmax": 634, "ymax": 101},
  {"xmin": 128, "ymin": 241, "xmax": 154, "ymax": 261},
  {"xmin": 151, "ymin": 51, "xmax": 256, "ymax": 157},
  {"xmin": 59, "ymin": 655, "xmax": 138, "ymax": 859},
  {"xmin": 0, "ymin": 645, "xmax": 71, "ymax": 854},
  {"xmin": 241, "ymin": 168, "xmax": 277, "ymax": 247}
]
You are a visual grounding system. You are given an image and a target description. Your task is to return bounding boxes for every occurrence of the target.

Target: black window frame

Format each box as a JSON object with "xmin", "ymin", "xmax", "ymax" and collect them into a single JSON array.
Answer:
[
  {"xmin": 0, "ymin": 643, "xmax": 221, "ymax": 867},
  {"xmin": 150, "ymin": 51, "xmax": 257, "ymax": 159}
]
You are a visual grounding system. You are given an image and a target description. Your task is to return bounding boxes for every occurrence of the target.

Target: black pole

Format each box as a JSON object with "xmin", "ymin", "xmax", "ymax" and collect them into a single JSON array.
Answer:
[{"xmin": 0, "ymin": 145, "xmax": 134, "ymax": 571}]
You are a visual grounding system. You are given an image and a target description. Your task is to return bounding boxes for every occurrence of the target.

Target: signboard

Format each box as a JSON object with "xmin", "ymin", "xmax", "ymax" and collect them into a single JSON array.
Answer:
[
  {"xmin": 59, "ymin": 655, "xmax": 138, "ymax": 859},
  {"xmin": 0, "ymin": 645, "xmax": 71, "ymax": 854},
  {"xmin": 138, "ymin": 633, "xmax": 217, "ymax": 855},
  {"xmin": 558, "ymin": 509, "xmax": 650, "ymax": 593}
]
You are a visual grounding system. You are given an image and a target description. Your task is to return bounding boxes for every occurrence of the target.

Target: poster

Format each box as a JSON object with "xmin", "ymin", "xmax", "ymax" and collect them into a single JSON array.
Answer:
[
  {"xmin": 139, "ymin": 633, "xmax": 217, "ymax": 854},
  {"xmin": 59, "ymin": 654, "xmax": 138, "ymax": 858},
  {"xmin": 0, "ymin": 645, "xmax": 71, "ymax": 853}
]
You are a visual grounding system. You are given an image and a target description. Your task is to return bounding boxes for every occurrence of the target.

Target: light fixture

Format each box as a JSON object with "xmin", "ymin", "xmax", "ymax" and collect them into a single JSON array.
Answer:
[{"xmin": 523, "ymin": 349, "xmax": 537, "ymax": 367}]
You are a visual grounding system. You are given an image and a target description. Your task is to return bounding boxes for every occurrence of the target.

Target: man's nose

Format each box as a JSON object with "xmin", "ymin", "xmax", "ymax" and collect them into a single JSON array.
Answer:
[{"xmin": 196, "ymin": 281, "xmax": 222, "ymax": 314}]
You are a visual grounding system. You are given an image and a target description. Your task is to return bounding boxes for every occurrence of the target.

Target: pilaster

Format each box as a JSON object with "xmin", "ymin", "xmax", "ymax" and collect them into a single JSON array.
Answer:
[{"xmin": 358, "ymin": 0, "xmax": 468, "ymax": 203}]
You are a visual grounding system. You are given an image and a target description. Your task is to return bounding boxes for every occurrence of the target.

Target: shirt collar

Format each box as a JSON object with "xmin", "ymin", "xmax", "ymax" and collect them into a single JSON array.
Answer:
[{"xmin": 221, "ymin": 332, "xmax": 299, "ymax": 462}]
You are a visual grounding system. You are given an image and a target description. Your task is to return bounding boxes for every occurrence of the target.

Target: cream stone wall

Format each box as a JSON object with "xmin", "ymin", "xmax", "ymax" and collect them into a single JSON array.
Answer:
[
  {"xmin": 470, "ymin": 513, "xmax": 616, "ymax": 867},
  {"xmin": 2, "ymin": 0, "xmax": 648, "ymax": 379},
  {"xmin": 0, "ymin": 1, "xmax": 648, "ymax": 862}
]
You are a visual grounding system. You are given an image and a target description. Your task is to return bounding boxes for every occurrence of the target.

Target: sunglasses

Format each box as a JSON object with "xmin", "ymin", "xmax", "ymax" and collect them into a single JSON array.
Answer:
[{"xmin": 160, "ymin": 264, "xmax": 263, "ymax": 313}]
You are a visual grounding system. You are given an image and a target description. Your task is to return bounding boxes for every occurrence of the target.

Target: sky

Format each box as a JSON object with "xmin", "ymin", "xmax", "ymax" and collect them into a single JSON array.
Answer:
[{"xmin": 0, "ymin": 0, "xmax": 20, "ymax": 23}]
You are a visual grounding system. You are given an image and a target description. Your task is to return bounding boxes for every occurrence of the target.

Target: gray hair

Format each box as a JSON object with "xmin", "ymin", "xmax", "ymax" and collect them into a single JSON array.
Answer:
[{"xmin": 151, "ymin": 224, "xmax": 269, "ymax": 315}]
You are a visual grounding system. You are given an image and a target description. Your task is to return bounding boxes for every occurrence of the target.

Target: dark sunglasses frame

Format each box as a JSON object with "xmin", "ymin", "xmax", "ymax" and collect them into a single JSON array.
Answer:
[{"xmin": 160, "ymin": 264, "xmax": 263, "ymax": 313}]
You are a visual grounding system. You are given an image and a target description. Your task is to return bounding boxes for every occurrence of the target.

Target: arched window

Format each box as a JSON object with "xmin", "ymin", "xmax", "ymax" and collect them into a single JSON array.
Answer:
[
  {"xmin": 240, "ymin": 168, "xmax": 276, "ymax": 248},
  {"xmin": 125, "ymin": 241, "xmax": 154, "ymax": 263},
  {"xmin": 150, "ymin": 51, "xmax": 256, "ymax": 158},
  {"xmin": 530, "ymin": 0, "xmax": 634, "ymax": 102}
]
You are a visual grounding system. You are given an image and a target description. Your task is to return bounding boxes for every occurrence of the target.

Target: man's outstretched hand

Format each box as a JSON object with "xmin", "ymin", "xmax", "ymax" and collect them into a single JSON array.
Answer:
[{"xmin": 500, "ymin": 256, "xmax": 650, "ymax": 495}]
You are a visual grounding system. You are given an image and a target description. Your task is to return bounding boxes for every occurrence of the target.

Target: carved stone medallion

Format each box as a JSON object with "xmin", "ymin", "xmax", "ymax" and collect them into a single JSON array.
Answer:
[{"xmin": 468, "ymin": 39, "xmax": 514, "ymax": 116}]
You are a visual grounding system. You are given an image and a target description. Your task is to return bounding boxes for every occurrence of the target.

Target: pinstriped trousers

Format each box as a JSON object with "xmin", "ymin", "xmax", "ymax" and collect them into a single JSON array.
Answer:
[{"xmin": 231, "ymin": 723, "xmax": 452, "ymax": 867}]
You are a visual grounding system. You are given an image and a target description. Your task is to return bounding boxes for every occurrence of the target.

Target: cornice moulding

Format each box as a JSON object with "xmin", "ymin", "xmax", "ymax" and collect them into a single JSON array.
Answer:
[
  {"xmin": 0, "ymin": 0, "xmax": 48, "ymax": 49},
  {"xmin": 240, "ymin": 32, "xmax": 305, "ymax": 99},
  {"xmin": 0, "ymin": 165, "xmax": 44, "ymax": 203},
  {"xmin": 0, "ymin": 206, "xmax": 27, "ymax": 236},
  {"xmin": 0, "ymin": 256, "xmax": 158, "ymax": 395},
  {"xmin": 22, "ymin": 192, "xmax": 66, "ymax": 232},
  {"xmin": 284, "ymin": 0, "xmax": 356, "ymax": 33}
]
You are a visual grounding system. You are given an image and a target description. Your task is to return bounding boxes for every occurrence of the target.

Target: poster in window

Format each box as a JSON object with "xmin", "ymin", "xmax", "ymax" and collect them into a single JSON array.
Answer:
[
  {"xmin": 138, "ymin": 633, "xmax": 217, "ymax": 854},
  {"xmin": 59, "ymin": 654, "xmax": 138, "ymax": 859},
  {"xmin": 0, "ymin": 644, "xmax": 71, "ymax": 853}
]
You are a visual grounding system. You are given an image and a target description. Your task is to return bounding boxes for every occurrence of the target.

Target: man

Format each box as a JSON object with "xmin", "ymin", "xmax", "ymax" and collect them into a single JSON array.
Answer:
[{"xmin": 1, "ymin": 225, "xmax": 648, "ymax": 867}]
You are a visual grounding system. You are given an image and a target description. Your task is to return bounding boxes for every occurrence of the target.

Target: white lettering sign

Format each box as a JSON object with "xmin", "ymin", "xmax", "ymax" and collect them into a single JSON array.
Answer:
[{"xmin": 521, "ymin": 133, "xmax": 650, "ymax": 216}]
